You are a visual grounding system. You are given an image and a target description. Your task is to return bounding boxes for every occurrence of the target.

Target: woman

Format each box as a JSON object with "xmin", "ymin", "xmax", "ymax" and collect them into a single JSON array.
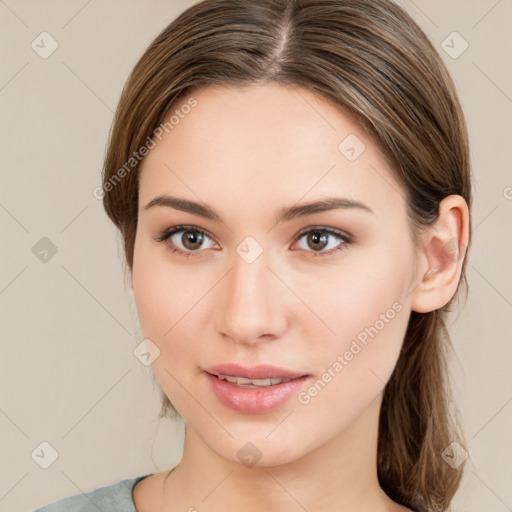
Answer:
[{"xmin": 34, "ymin": 0, "xmax": 472, "ymax": 511}]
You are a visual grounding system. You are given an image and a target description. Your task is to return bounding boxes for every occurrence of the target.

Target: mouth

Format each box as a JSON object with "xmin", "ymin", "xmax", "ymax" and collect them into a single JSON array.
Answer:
[
  {"xmin": 203, "ymin": 364, "xmax": 311, "ymax": 414},
  {"xmin": 204, "ymin": 363, "xmax": 308, "ymax": 381},
  {"xmin": 212, "ymin": 374, "xmax": 296, "ymax": 388}
]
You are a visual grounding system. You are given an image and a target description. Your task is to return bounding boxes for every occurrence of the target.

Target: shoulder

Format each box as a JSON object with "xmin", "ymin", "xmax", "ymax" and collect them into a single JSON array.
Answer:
[{"xmin": 32, "ymin": 474, "xmax": 151, "ymax": 512}]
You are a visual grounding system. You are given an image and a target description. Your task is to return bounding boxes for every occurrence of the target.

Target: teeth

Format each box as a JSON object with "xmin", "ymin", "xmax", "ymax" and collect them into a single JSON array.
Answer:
[{"xmin": 217, "ymin": 374, "xmax": 292, "ymax": 387}]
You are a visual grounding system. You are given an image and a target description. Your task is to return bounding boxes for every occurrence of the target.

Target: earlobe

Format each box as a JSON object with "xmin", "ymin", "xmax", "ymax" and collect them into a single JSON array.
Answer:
[{"xmin": 411, "ymin": 195, "xmax": 470, "ymax": 314}]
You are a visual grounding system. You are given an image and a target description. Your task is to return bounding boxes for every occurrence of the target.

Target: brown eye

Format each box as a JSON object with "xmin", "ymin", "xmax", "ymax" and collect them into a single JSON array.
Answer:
[
  {"xmin": 180, "ymin": 230, "xmax": 205, "ymax": 250},
  {"xmin": 154, "ymin": 225, "xmax": 217, "ymax": 257},
  {"xmin": 293, "ymin": 228, "xmax": 352, "ymax": 257},
  {"xmin": 306, "ymin": 231, "xmax": 329, "ymax": 251}
]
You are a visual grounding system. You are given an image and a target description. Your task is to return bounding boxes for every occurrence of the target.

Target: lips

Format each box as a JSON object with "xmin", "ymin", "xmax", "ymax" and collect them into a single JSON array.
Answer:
[
  {"xmin": 203, "ymin": 363, "xmax": 311, "ymax": 414},
  {"xmin": 205, "ymin": 372, "xmax": 310, "ymax": 414},
  {"xmin": 204, "ymin": 363, "xmax": 308, "ymax": 380}
]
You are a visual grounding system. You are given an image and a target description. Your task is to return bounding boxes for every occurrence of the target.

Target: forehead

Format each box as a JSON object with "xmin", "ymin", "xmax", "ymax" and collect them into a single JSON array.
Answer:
[{"xmin": 138, "ymin": 83, "xmax": 406, "ymax": 223}]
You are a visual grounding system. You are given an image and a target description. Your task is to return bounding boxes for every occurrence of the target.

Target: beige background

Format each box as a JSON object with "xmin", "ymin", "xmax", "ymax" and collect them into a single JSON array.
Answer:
[{"xmin": 1, "ymin": 1, "xmax": 511, "ymax": 511}]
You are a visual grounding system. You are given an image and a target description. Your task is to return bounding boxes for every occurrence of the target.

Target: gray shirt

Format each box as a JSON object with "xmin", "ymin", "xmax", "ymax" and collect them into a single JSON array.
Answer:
[{"xmin": 32, "ymin": 475, "xmax": 151, "ymax": 512}]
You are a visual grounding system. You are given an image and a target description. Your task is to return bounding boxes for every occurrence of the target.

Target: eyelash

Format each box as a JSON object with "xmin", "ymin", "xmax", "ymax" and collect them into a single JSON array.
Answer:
[{"xmin": 154, "ymin": 224, "xmax": 352, "ymax": 259}]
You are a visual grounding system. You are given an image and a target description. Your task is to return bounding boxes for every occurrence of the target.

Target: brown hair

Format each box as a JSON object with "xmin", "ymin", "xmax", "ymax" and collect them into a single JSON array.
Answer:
[{"xmin": 101, "ymin": 1, "xmax": 472, "ymax": 510}]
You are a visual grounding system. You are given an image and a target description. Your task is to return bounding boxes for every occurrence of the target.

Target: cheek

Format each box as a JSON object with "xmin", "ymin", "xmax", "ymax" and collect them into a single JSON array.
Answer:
[
  {"xmin": 132, "ymin": 241, "xmax": 197, "ymax": 334},
  {"xmin": 132, "ymin": 245, "xmax": 215, "ymax": 376},
  {"xmin": 292, "ymin": 274, "xmax": 410, "ymax": 426},
  {"xmin": 296, "ymin": 248, "xmax": 413, "ymax": 378},
  {"xmin": 132, "ymin": 256, "xmax": 169, "ymax": 338}
]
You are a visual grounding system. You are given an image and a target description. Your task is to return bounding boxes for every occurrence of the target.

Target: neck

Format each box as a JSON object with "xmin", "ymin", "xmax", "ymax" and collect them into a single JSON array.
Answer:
[{"xmin": 162, "ymin": 392, "xmax": 399, "ymax": 512}]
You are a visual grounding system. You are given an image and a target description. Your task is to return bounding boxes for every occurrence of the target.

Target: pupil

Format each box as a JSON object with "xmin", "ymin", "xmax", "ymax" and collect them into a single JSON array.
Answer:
[{"xmin": 308, "ymin": 231, "xmax": 327, "ymax": 250}]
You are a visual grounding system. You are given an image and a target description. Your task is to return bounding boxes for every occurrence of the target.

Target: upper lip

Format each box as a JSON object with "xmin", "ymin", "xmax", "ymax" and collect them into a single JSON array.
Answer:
[{"xmin": 204, "ymin": 364, "xmax": 308, "ymax": 380}]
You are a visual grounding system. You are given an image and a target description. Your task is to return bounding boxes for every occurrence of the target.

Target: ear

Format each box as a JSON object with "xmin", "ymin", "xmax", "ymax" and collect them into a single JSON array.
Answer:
[{"xmin": 410, "ymin": 195, "xmax": 470, "ymax": 313}]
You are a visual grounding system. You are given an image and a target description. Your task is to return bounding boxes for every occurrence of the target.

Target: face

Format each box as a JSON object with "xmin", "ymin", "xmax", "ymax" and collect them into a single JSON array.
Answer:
[{"xmin": 132, "ymin": 83, "xmax": 421, "ymax": 467}]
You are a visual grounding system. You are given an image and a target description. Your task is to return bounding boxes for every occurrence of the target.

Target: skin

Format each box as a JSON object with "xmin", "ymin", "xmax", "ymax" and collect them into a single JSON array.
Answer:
[{"xmin": 130, "ymin": 83, "xmax": 469, "ymax": 512}]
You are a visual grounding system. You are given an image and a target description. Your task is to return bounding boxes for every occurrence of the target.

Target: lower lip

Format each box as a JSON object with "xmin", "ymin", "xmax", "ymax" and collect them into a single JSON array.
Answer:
[{"xmin": 205, "ymin": 372, "xmax": 310, "ymax": 414}]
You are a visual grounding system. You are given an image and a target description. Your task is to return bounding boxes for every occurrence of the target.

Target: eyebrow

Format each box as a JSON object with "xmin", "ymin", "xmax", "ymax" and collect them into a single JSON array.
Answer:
[{"xmin": 143, "ymin": 194, "xmax": 374, "ymax": 224}]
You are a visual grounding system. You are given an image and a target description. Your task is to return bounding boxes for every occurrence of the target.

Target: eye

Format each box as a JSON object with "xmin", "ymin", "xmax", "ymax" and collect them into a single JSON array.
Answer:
[
  {"xmin": 292, "ymin": 227, "xmax": 352, "ymax": 257},
  {"xmin": 154, "ymin": 225, "xmax": 352, "ymax": 259},
  {"xmin": 153, "ymin": 225, "xmax": 217, "ymax": 257}
]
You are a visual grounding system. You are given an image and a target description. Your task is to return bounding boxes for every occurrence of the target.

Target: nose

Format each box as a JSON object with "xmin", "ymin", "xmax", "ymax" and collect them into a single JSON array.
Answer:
[{"xmin": 214, "ymin": 250, "xmax": 288, "ymax": 345}]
